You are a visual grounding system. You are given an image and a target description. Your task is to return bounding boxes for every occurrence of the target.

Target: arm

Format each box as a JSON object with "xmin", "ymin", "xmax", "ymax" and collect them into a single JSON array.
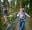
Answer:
[
  {"xmin": 25, "ymin": 13, "xmax": 31, "ymax": 17},
  {"xmin": 17, "ymin": 12, "xmax": 20, "ymax": 17}
]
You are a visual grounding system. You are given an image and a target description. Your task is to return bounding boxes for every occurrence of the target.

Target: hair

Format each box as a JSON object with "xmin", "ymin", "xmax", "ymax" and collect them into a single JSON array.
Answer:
[{"xmin": 23, "ymin": 10, "xmax": 25, "ymax": 12}]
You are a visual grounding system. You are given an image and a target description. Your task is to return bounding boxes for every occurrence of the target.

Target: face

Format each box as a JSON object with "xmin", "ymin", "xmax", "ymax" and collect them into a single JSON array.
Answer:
[{"xmin": 20, "ymin": 8, "xmax": 24, "ymax": 12}]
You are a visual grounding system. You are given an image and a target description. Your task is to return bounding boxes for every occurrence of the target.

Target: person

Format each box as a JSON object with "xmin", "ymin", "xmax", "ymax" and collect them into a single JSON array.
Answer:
[
  {"xmin": 17, "ymin": 5, "xmax": 30, "ymax": 30},
  {"xmin": 4, "ymin": 10, "xmax": 8, "ymax": 16}
]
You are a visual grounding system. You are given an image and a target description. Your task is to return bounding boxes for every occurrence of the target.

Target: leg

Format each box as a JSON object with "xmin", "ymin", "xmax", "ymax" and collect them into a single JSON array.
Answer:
[
  {"xmin": 19, "ymin": 19, "xmax": 23, "ymax": 30},
  {"xmin": 22, "ymin": 21, "xmax": 25, "ymax": 30},
  {"xmin": 20, "ymin": 21, "xmax": 25, "ymax": 30},
  {"xmin": 20, "ymin": 21, "xmax": 23, "ymax": 30}
]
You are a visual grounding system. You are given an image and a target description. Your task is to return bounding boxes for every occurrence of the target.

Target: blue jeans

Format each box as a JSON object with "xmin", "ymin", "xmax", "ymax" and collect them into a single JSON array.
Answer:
[{"xmin": 19, "ymin": 19, "xmax": 25, "ymax": 30}]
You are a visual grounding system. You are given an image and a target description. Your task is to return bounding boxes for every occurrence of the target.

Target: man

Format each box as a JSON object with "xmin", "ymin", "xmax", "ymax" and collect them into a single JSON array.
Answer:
[{"xmin": 17, "ymin": 6, "xmax": 30, "ymax": 30}]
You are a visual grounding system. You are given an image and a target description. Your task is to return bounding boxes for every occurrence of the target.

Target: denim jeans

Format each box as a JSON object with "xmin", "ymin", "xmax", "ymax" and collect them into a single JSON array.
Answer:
[{"xmin": 19, "ymin": 19, "xmax": 25, "ymax": 30}]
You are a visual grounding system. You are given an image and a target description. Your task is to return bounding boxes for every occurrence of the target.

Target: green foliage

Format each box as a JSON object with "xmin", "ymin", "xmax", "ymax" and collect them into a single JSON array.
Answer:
[
  {"xmin": 28, "ymin": 8, "xmax": 32, "ymax": 16},
  {"xmin": 7, "ymin": 13, "xmax": 17, "ymax": 24},
  {"xmin": 0, "ymin": 16, "xmax": 7, "ymax": 30},
  {"xmin": 0, "ymin": 0, "xmax": 32, "ymax": 30},
  {"xmin": 0, "ymin": 18, "xmax": 3, "ymax": 30},
  {"xmin": 0, "ymin": 7, "xmax": 2, "ymax": 16}
]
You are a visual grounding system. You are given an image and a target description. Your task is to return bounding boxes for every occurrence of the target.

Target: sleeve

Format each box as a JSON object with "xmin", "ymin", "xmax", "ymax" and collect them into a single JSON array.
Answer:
[
  {"xmin": 17, "ymin": 13, "xmax": 19, "ymax": 17},
  {"xmin": 25, "ymin": 13, "xmax": 30, "ymax": 17}
]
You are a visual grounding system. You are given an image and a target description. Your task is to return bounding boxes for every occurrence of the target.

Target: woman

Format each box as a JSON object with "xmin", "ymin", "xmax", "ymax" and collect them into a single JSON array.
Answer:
[{"xmin": 17, "ymin": 6, "xmax": 30, "ymax": 30}]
